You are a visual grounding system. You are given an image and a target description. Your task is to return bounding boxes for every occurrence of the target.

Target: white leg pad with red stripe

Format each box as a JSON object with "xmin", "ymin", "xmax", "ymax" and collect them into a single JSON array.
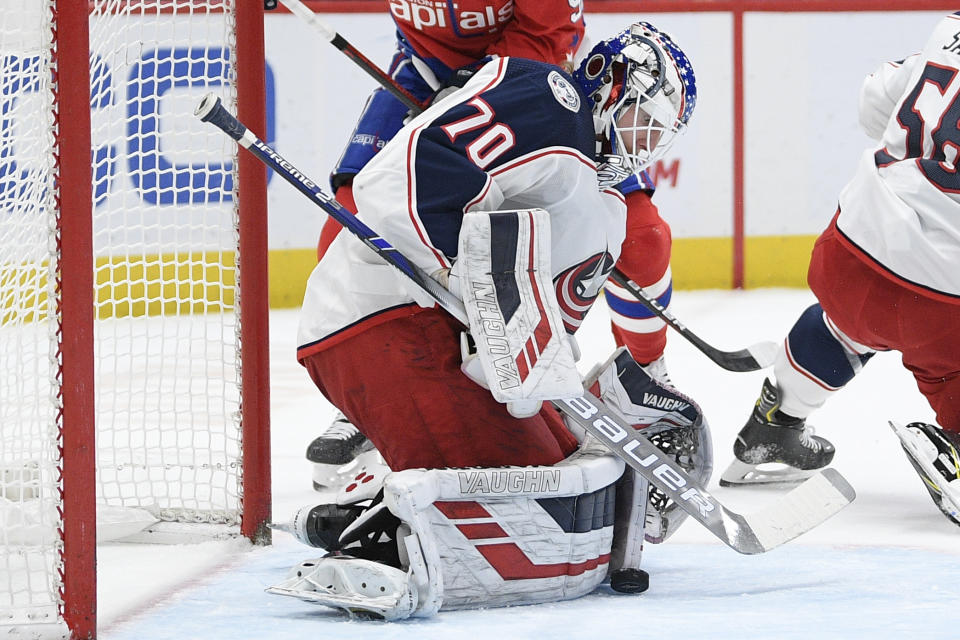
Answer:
[
  {"xmin": 452, "ymin": 209, "xmax": 582, "ymax": 417},
  {"xmin": 384, "ymin": 442, "xmax": 624, "ymax": 615},
  {"xmin": 268, "ymin": 446, "xmax": 624, "ymax": 620}
]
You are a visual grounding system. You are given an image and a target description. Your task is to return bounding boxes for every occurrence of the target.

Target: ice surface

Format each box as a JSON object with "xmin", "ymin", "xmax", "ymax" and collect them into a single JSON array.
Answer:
[{"xmin": 97, "ymin": 290, "xmax": 960, "ymax": 639}]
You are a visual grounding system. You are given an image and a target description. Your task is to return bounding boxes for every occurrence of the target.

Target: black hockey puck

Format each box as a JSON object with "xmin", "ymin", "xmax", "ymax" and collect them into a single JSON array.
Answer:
[{"xmin": 610, "ymin": 568, "xmax": 649, "ymax": 594}]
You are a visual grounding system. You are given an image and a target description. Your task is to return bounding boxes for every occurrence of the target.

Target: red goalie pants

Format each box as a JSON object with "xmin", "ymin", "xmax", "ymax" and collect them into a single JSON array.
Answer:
[
  {"xmin": 300, "ymin": 308, "xmax": 579, "ymax": 470},
  {"xmin": 808, "ymin": 216, "xmax": 960, "ymax": 432}
]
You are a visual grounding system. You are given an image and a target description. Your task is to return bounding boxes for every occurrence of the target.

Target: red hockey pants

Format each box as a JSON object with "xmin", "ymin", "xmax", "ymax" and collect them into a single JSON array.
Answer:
[
  {"xmin": 300, "ymin": 308, "xmax": 579, "ymax": 470},
  {"xmin": 808, "ymin": 216, "xmax": 960, "ymax": 432}
]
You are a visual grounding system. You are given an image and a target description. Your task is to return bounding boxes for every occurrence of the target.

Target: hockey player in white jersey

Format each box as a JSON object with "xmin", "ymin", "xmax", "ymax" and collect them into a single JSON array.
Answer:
[
  {"xmin": 271, "ymin": 23, "xmax": 707, "ymax": 619},
  {"xmin": 721, "ymin": 13, "xmax": 960, "ymax": 528},
  {"xmin": 309, "ymin": 3, "xmax": 689, "ymax": 497}
]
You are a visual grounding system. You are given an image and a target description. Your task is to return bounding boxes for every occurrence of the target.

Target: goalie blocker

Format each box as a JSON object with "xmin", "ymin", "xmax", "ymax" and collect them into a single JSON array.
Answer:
[
  {"xmin": 452, "ymin": 208, "xmax": 584, "ymax": 418},
  {"xmin": 294, "ymin": 205, "xmax": 597, "ymax": 473}
]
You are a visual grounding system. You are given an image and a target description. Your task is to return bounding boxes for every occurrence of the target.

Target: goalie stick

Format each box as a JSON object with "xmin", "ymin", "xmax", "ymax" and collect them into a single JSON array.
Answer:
[
  {"xmin": 277, "ymin": 2, "xmax": 776, "ymax": 373},
  {"xmin": 195, "ymin": 94, "xmax": 856, "ymax": 554}
]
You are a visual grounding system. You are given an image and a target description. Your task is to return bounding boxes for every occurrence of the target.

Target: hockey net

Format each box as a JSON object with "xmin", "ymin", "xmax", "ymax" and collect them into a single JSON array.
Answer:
[{"xmin": 0, "ymin": 1, "xmax": 269, "ymax": 637}]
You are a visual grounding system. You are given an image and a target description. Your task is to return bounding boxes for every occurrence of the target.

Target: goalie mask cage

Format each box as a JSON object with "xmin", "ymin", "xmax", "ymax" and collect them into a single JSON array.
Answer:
[{"xmin": 0, "ymin": 2, "xmax": 270, "ymax": 638}]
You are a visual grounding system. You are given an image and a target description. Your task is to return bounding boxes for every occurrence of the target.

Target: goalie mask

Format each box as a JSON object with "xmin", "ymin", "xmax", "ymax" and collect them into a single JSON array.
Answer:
[{"xmin": 573, "ymin": 22, "xmax": 697, "ymax": 187}]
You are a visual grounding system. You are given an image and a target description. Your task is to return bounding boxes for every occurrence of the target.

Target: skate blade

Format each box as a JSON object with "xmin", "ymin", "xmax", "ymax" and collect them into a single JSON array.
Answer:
[{"xmin": 719, "ymin": 458, "xmax": 818, "ymax": 487}]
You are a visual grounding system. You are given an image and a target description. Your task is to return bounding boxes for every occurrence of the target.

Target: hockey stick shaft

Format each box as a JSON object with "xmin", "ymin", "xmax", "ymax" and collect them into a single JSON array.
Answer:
[
  {"xmin": 607, "ymin": 270, "xmax": 778, "ymax": 372},
  {"xmin": 290, "ymin": 17, "xmax": 777, "ymax": 374},
  {"xmin": 278, "ymin": 0, "xmax": 428, "ymax": 114},
  {"xmin": 194, "ymin": 94, "xmax": 461, "ymax": 321},
  {"xmin": 196, "ymin": 95, "xmax": 855, "ymax": 554}
]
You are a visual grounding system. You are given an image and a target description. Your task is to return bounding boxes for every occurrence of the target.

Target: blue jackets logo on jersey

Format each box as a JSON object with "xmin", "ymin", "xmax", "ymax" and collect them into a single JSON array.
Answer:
[
  {"xmin": 548, "ymin": 71, "xmax": 580, "ymax": 113},
  {"xmin": 555, "ymin": 251, "xmax": 615, "ymax": 332}
]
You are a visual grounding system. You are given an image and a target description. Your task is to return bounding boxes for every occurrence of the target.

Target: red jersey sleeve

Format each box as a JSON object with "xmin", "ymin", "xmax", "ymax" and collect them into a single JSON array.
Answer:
[{"xmin": 485, "ymin": 0, "xmax": 585, "ymax": 67}]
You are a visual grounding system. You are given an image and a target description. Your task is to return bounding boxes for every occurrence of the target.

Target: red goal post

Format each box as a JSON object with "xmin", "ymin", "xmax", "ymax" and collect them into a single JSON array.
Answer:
[{"xmin": 0, "ymin": 2, "xmax": 270, "ymax": 638}]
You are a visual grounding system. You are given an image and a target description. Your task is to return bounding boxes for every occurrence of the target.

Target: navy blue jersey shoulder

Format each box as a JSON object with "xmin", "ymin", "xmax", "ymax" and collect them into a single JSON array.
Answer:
[
  {"xmin": 408, "ymin": 58, "xmax": 597, "ymax": 259},
  {"xmin": 425, "ymin": 58, "xmax": 596, "ymax": 166},
  {"xmin": 481, "ymin": 58, "xmax": 596, "ymax": 160}
]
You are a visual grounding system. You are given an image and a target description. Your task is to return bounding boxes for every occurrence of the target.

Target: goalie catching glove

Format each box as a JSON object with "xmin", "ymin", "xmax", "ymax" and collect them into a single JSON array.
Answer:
[{"xmin": 451, "ymin": 209, "xmax": 583, "ymax": 418}]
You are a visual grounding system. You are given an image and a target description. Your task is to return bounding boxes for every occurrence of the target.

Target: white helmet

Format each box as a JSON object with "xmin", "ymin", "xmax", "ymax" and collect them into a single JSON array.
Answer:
[{"xmin": 572, "ymin": 22, "xmax": 697, "ymax": 187}]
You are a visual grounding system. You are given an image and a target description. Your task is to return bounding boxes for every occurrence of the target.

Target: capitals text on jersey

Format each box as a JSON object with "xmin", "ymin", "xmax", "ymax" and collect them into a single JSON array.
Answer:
[{"xmin": 390, "ymin": 0, "xmax": 514, "ymax": 34}]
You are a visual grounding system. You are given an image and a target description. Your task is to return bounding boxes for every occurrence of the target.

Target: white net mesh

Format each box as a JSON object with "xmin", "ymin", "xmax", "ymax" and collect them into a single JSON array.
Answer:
[
  {"xmin": 89, "ymin": 0, "xmax": 243, "ymax": 526},
  {"xmin": 1, "ymin": 0, "xmax": 245, "ymax": 629},
  {"xmin": 0, "ymin": 0, "xmax": 63, "ymax": 628}
]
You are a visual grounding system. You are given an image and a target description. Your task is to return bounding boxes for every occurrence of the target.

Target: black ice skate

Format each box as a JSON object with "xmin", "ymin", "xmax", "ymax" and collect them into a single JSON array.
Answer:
[
  {"xmin": 267, "ymin": 492, "xmax": 413, "ymax": 620},
  {"xmin": 720, "ymin": 378, "xmax": 836, "ymax": 486},
  {"xmin": 307, "ymin": 411, "xmax": 379, "ymax": 490},
  {"xmin": 890, "ymin": 421, "xmax": 960, "ymax": 527},
  {"xmin": 277, "ymin": 490, "xmax": 403, "ymax": 567}
]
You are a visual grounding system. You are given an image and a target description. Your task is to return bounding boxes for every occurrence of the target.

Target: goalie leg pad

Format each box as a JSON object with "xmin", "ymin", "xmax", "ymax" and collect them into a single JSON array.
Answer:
[
  {"xmin": 269, "ymin": 447, "xmax": 624, "ymax": 619},
  {"xmin": 385, "ymin": 445, "xmax": 625, "ymax": 614},
  {"xmin": 452, "ymin": 209, "xmax": 582, "ymax": 415}
]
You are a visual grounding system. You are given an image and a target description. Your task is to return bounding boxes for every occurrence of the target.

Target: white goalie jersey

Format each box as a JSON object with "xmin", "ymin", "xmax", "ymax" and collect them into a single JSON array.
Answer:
[
  {"xmin": 837, "ymin": 12, "xmax": 960, "ymax": 297},
  {"xmin": 297, "ymin": 57, "xmax": 627, "ymax": 360}
]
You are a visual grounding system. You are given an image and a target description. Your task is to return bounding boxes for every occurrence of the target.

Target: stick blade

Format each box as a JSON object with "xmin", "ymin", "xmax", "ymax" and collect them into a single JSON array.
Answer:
[
  {"xmin": 701, "ymin": 340, "xmax": 777, "ymax": 372},
  {"xmin": 724, "ymin": 468, "xmax": 856, "ymax": 554}
]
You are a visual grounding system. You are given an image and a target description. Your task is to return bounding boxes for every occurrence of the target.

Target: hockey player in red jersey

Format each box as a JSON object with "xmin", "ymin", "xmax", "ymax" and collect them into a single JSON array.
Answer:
[
  {"xmin": 720, "ymin": 13, "xmax": 960, "ymax": 528},
  {"xmin": 310, "ymin": 1, "xmax": 684, "ymax": 506},
  {"xmin": 270, "ymin": 23, "xmax": 709, "ymax": 619}
]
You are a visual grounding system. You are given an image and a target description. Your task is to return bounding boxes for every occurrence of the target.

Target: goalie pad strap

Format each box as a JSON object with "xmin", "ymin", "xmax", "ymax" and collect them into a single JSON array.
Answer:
[{"xmin": 452, "ymin": 209, "xmax": 582, "ymax": 405}]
